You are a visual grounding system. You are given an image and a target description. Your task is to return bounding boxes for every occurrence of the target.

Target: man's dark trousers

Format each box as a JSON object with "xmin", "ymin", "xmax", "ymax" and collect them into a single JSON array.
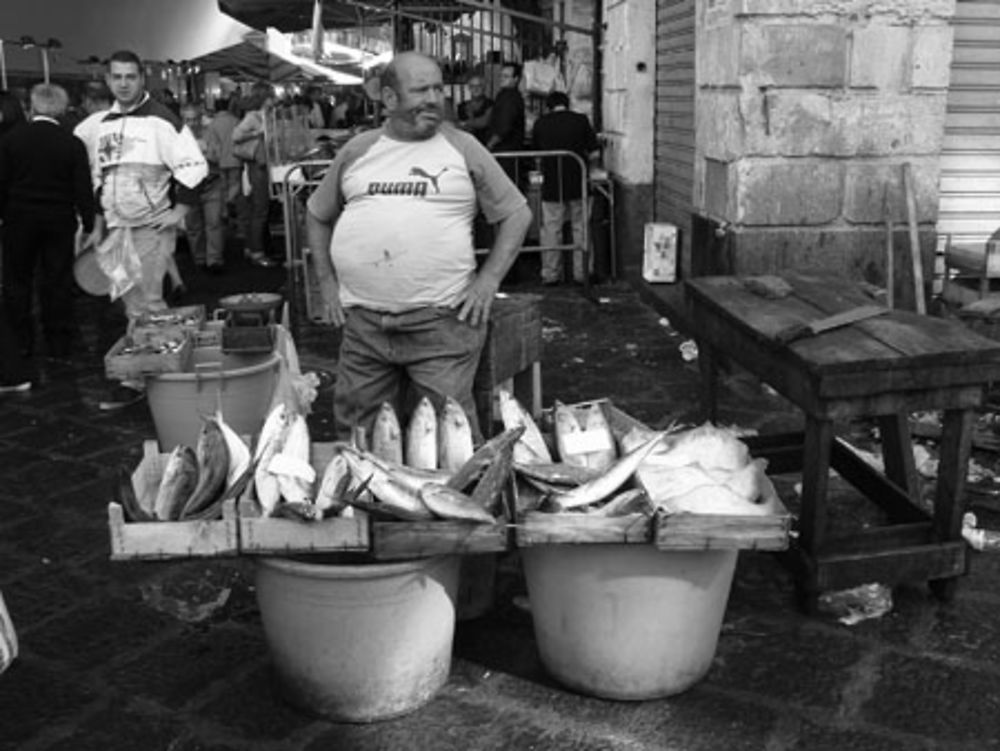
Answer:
[{"xmin": 1, "ymin": 211, "xmax": 77, "ymax": 358}]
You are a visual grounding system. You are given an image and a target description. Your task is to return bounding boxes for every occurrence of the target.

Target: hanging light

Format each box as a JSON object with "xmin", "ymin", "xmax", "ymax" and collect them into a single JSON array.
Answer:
[{"xmin": 19, "ymin": 35, "xmax": 36, "ymax": 49}]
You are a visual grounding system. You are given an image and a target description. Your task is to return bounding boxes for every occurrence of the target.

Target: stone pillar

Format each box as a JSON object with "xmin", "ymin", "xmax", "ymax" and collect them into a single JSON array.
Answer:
[
  {"xmin": 602, "ymin": 0, "xmax": 656, "ymax": 278},
  {"xmin": 694, "ymin": 0, "xmax": 956, "ymax": 298}
]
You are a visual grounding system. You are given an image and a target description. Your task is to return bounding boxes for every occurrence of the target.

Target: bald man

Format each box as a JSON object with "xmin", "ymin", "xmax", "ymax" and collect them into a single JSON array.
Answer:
[{"xmin": 306, "ymin": 52, "xmax": 532, "ymax": 441}]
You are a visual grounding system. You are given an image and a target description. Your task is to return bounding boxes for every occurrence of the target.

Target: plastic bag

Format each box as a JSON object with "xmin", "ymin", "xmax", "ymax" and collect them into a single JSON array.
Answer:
[
  {"xmin": 0, "ymin": 589, "xmax": 18, "ymax": 675},
  {"xmin": 95, "ymin": 227, "xmax": 143, "ymax": 301}
]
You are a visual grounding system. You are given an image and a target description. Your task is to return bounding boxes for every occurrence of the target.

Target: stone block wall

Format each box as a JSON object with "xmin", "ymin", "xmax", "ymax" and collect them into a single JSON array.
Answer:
[{"xmin": 694, "ymin": 0, "xmax": 956, "ymax": 290}]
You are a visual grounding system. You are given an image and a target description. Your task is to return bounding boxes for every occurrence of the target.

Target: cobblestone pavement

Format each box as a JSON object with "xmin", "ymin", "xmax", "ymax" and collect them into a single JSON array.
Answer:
[{"xmin": 2, "ymin": 244, "xmax": 1000, "ymax": 750}]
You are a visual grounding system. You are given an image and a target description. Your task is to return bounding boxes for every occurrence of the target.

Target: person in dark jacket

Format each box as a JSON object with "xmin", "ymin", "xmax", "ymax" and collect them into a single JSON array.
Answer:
[
  {"xmin": 531, "ymin": 91, "xmax": 599, "ymax": 285},
  {"xmin": 0, "ymin": 83, "xmax": 99, "ymax": 362}
]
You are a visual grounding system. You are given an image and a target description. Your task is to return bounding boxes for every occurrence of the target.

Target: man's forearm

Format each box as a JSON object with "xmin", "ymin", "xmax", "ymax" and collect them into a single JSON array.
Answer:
[
  {"xmin": 477, "ymin": 204, "xmax": 532, "ymax": 284},
  {"xmin": 306, "ymin": 210, "xmax": 336, "ymax": 282}
]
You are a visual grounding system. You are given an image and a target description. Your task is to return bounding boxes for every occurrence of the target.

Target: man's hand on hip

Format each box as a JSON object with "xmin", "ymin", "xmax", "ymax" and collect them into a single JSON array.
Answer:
[{"xmin": 454, "ymin": 274, "xmax": 499, "ymax": 327}]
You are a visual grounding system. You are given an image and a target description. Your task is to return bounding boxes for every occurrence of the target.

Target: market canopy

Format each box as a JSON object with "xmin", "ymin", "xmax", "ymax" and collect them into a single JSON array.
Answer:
[
  {"xmin": 217, "ymin": 0, "xmax": 475, "ymax": 33},
  {"xmin": 193, "ymin": 39, "xmax": 361, "ymax": 84}
]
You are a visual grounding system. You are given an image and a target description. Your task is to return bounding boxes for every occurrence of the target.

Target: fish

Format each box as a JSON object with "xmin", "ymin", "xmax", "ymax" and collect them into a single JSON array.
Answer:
[
  {"xmin": 447, "ymin": 426, "xmax": 525, "ymax": 492},
  {"xmin": 215, "ymin": 409, "xmax": 251, "ymax": 494},
  {"xmin": 438, "ymin": 397, "xmax": 474, "ymax": 472},
  {"xmin": 117, "ymin": 465, "xmax": 154, "ymax": 523},
  {"xmin": 153, "ymin": 445, "xmax": 199, "ymax": 521},
  {"xmin": 253, "ymin": 404, "xmax": 292, "ymax": 515},
  {"xmin": 580, "ymin": 402, "xmax": 617, "ymax": 471},
  {"xmin": 548, "ymin": 431, "xmax": 667, "ymax": 511},
  {"xmin": 587, "ymin": 488, "xmax": 652, "ymax": 517},
  {"xmin": 314, "ymin": 449, "xmax": 351, "ymax": 514},
  {"xmin": 419, "ymin": 484, "xmax": 496, "ymax": 523},
  {"xmin": 513, "ymin": 461, "xmax": 603, "ymax": 487},
  {"xmin": 341, "ymin": 449, "xmax": 435, "ymax": 520},
  {"xmin": 268, "ymin": 412, "xmax": 315, "ymax": 506},
  {"xmin": 371, "ymin": 402, "xmax": 404, "ymax": 464},
  {"xmin": 552, "ymin": 400, "xmax": 587, "ymax": 467},
  {"xmin": 180, "ymin": 417, "xmax": 230, "ymax": 519},
  {"xmin": 346, "ymin": 445, "xmax": 452, "ymax": 492},
  {"xmin": 406, "ymin": 396, "xmax": 438, "ymax": 469},
  {"xmin": 469, "ymin": 437, "xmax": 514, "ymax": 516},
  {"xmin": 498, "ymin": 389, "xmax": 551, "ymax": 464}
]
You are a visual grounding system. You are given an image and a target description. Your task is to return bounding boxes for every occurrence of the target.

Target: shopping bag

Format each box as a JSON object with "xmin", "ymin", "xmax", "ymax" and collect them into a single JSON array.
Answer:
[
  {"xmin": 0, "ymin": 589, "xmax": 18, "ymax": 675},
  {"xmin": 95, "ymin": 227, "xmax": 143, "ymax": 301}
]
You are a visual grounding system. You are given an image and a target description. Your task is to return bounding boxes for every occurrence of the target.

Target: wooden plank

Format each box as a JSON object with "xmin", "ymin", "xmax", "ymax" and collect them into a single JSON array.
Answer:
[
  {"xmin": 828, "ymin": 438, "xmax": 926, "ymax": 524},
  {"xmin": 820, "ymin": 522, "xmax": 935, "ymax": 556},
  {"xmin": 654, "ymin": 509, "xmax": 790, "ymax": 551},
  {"xmin": 515, "ymin": 511, "xmax": 653, "ymax": 545},
  {"xmin": 371, "ymin": 518, "xmax": 510, "ymax": 560},
  {"xmin": 812, "ymin": 542, "xmax": 967, "ymax": 591}
]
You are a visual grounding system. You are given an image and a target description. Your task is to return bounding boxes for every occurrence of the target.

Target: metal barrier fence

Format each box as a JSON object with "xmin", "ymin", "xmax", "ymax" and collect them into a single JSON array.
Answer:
[{"xmin": 278, "ymin": 148, "xmax": 598, "ymax": 328}]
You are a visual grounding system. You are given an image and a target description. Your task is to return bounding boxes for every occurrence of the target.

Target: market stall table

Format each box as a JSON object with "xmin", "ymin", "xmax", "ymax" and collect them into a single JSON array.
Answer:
[{"xmin": 686, "ymin": 273, "xmax": 1000, "ymax": 609}]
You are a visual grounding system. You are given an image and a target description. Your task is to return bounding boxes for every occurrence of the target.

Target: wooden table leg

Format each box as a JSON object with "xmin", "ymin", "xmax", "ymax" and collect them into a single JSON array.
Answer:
[
  {"xmin": 929, "ymin": 408, "xmax": 974, "ymax": 601},
  {"xmin": 794, "ymin": 416, "xmax": 835, "ymax": 610},
  {"xmin": 697, "ymin": 340, "xmax": 718, "ymax": 424},
  {"xmin": 878, "ymin": 413, "xmax": 921, "ymax": 511}
]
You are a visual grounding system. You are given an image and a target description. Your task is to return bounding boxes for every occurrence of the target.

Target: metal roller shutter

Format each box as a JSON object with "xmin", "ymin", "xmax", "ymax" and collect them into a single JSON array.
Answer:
[
  {"xmin": 938, "ymin": 1, "xmax": 1000, "ymax": 247},
  {"xmin": 654, "ymin": 0, "xmax": 695, "ymax": 273}
]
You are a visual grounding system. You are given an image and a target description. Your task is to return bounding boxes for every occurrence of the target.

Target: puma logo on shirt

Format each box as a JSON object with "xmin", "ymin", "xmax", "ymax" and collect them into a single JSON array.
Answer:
[{"xmin": 408, "ymin": 166, "xmax": 448, "ymax": 194}]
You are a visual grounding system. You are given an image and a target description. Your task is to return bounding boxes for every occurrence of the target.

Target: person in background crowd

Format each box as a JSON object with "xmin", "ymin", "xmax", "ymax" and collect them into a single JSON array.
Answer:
[
  {"xmin": 306, "ymin": 85, "xmax": 332, "ymax": 129},
  {"xmin": 204, "ymin": 95, "xmax": 244, "ymax": 260},
  {"xmin": 0, "ymin": 90, "xmax": 32, "ymax": 393},
  {"xmin": 306, "ymin": 51, "xmax": 531, "ymax": 441},
  {"xmin": 531, "ymin": 91, "xmax": 600, "ymax": 285},
  {"xmin": 486, "ymin": 62, "xmax": 525, "ymax": 157},
  {"xmin": 76, "ymin": 49, "xmax": 207, "ymax": 410},
  {"xmin": 457, "ymin": 73, "xmax": 493, "ymax": 145},
  {"xmin": 0, "ymin": 83, "xmax": 98, "ymax": 370},
  {"xmin": 180, "ymin": 102, "xmax": 224, "ymax": 273},
  {"xmin": 0, "ymin": 91, "xmax": 25, "ymax": 137},
  {"xmin": 82, "ymin": 81, "xmax": 113, "ymax": 116},
  {"xmin": 232, "ymin": 82, "xmax": 279, "ymax": 267}
]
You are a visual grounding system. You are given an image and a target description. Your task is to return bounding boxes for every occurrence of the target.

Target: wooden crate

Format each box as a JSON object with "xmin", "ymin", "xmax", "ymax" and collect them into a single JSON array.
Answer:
[
  {"xmin": 370, "ymin": 476, "xmax": 514, "ymax": 561},
  {"xmin": 104, "ymin": 333, "xmax": 193, "ymax": 381},
  {"xmin": 474, "ymin": 292, "xmax": 543, "ymax": 434},
  {"xmin": 516, "ymin": 399, "xmax": 791, "ymax": 551},
  {"xmin": 107, "ymin": 440, "xmax": 239, "ymax": 560},
  {"xmin": 238, "ymin": 442, "xmax": 369, "ymax": 555},
  {"xmin": 131, "ymin": 305, "xmax": 206, "ymax": 347}
]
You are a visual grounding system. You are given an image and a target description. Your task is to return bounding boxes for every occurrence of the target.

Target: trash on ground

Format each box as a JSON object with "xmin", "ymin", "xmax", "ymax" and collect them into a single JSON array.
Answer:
[
  {"xmin": 598, "ymin": 297, "xmax": 611, "ymax": 304},
  {"xmin": 817, "ymin": 582, "xmax": 893, "ymax": 625},
  {"xmin": 0, "ymin": 590, "xmax": 17, "ymax": 675},
  {"xmin": 679, "ymin": 340, "xmax": 698, "ymax": 362},
  {"xmin": 761, "ymin": 384, "xmax": 780, "ymax": 398},
  {"xmin": 658, "ymin": 317, "xmax": 671, "ymax": 328},
  {"xmin": 962, "ymin": 512, "xmax": 1000, "ymax": 551},
  {"xmin": 140, "ymin": 580, "xmax": 232, "ymax": 623}
]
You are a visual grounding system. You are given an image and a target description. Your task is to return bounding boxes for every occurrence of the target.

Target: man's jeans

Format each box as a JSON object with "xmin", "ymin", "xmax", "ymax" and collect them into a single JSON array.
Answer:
[
  {"xmin": 540, "ymin": 199, "xmax": 586, "ymax": 283},
  {"xmin": 335, "ymin": 306, "xmax": 488, "ymax": 443}
]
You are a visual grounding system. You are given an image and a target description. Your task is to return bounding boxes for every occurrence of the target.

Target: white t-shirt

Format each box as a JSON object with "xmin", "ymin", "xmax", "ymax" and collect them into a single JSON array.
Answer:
[{"xmin": 306, "ymin": 124, "xmax": 525, "ymax": 312}]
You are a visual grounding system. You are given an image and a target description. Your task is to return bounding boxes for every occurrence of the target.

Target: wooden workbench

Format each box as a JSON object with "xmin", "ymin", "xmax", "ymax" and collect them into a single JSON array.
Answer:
[{"xmin": 686, "ymin": 273, "xmax": 1000, "ymax": 607}]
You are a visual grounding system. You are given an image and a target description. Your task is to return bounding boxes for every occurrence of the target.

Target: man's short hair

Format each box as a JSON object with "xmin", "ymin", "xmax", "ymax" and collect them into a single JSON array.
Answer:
[
  {"xmin": 503, "ymin": 62, "xmax": 522, "ymax": 78},
  {"xmin": 546, "ymin": 91, "xmax": 569, "ymax": 110},
  {"xmin": 108, "ymin": 50, "xmax": 143, "ymax": 71},
  {"xmin": 30, "ymin": 83, "xmax": 69, "ymax": 117}
]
